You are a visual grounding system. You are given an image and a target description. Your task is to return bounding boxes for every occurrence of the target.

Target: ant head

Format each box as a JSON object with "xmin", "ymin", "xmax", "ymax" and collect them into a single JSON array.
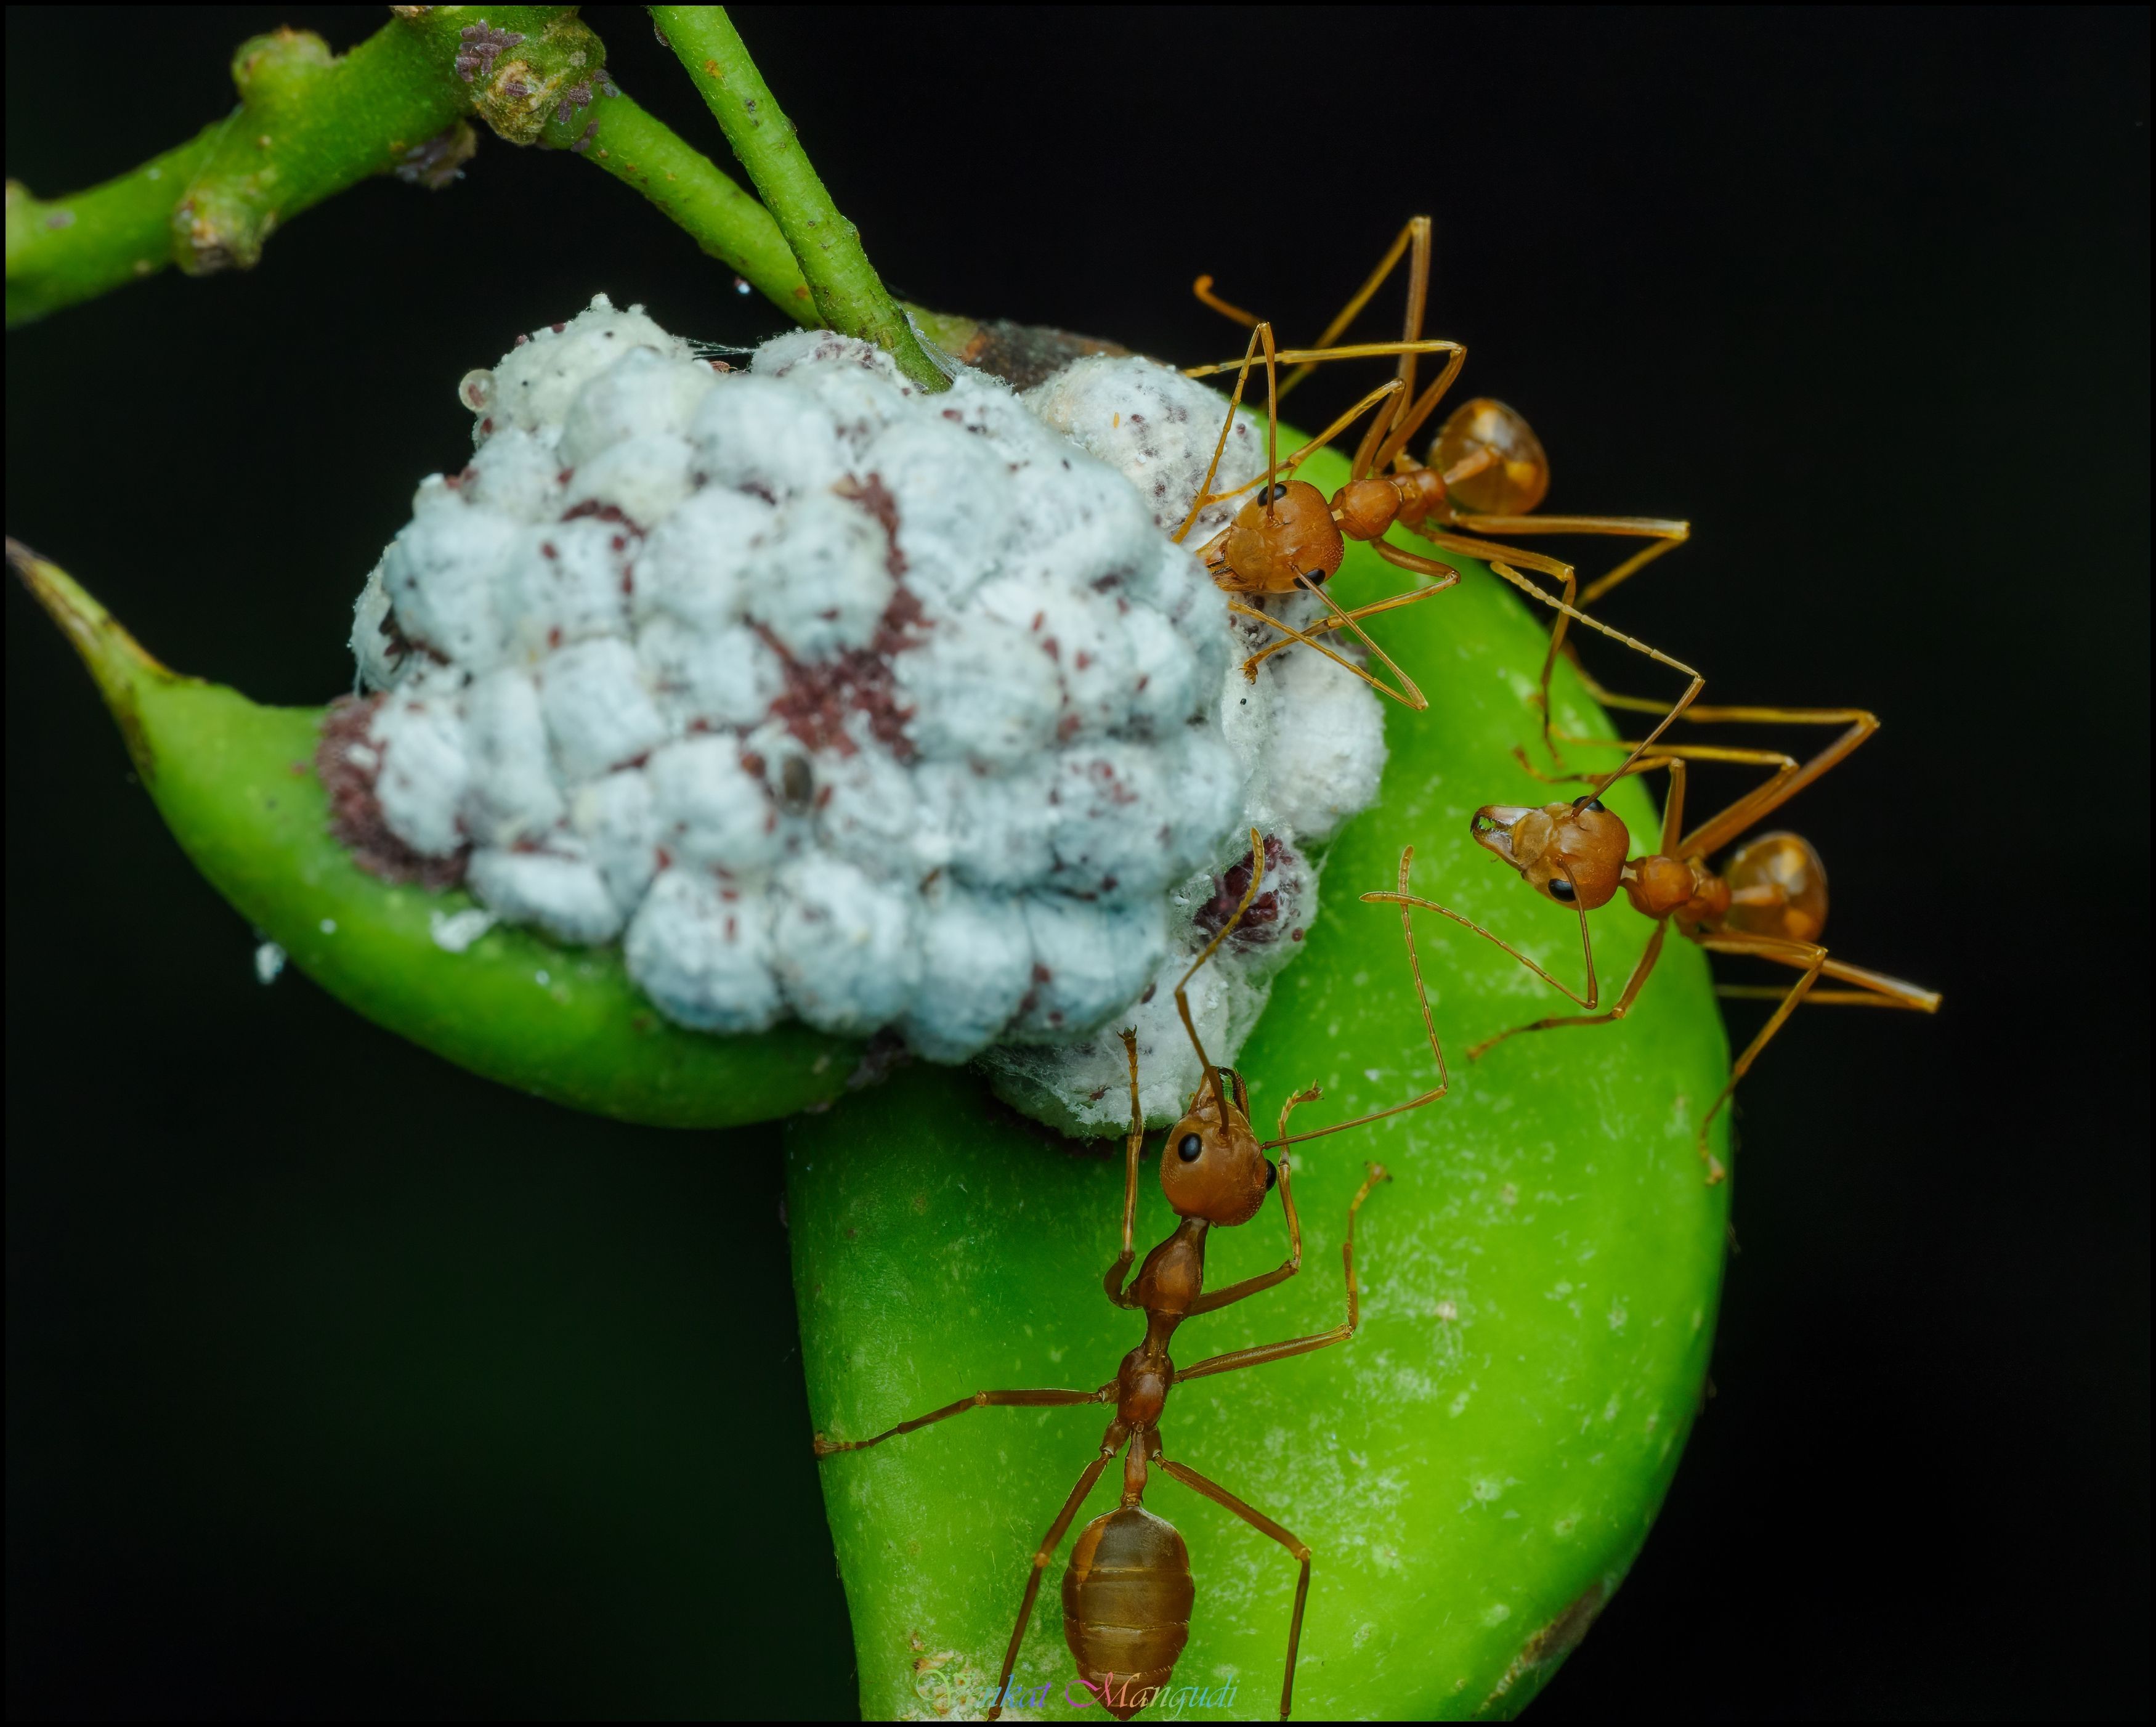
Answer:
[
  {"xmin": 1220, "ymin": 479, "xmax": 1345, "ymax": 593},
  {"xmin": 1472, "ymin": 795, "xmax": 1630, "ymax": 910},
  {"xmin": 1159, "ymin": 1067, "xmax": 1275, "ymax": 1228},
  {"xmin": 1428, "ymin": 397, "xmax": 1550, "ymax": 516}
]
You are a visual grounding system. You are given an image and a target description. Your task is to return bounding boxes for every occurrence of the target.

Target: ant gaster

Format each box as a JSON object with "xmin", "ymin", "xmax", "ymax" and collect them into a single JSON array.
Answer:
[{"xmin": 813, "ymin": 835, "xmax": 1450, "ymax": 1718}]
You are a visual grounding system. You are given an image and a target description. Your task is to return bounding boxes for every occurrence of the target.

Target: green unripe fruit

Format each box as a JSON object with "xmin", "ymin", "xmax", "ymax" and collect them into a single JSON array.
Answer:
[
  {"xmin": 790, "ymin": 444, "xmax": 1730, "ymax": 1718},
  {"xmin": 18, "ymin": 431, "xmax": 1730, "ymax": 1718}
]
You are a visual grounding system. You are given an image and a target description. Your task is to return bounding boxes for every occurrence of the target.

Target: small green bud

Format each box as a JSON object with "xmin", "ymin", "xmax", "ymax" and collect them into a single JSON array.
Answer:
[{"xmin": 229, "ymin": 27, "xmax": 336, "ymax": 103}]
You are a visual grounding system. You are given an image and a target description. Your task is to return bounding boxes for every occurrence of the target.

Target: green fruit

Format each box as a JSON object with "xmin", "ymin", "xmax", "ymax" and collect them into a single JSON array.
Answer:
[
  {"xmin": 17, "ymin": 418, "xmax": 1732, "ymax": 1716},
  {"xmin": 9, "ymin": 542, "xmax": 856, "ymax": 1128},
  {"xmin": 788, "ymin": 443, "xmax": 1731, "ymax": 1718}
]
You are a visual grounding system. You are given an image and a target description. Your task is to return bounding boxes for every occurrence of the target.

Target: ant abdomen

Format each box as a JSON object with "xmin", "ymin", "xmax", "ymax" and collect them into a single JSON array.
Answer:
[
  {"xmin": 1721, "ymin": 831, "xmax": 1830, "ymax": 944},
  {"xmin": 1429, "ymin": 396, "xmax": 1551, "ymax": 516},
  {"xmin": 1062, "ymin": 1507, "xmax": 1195, "ymax": 1720}
]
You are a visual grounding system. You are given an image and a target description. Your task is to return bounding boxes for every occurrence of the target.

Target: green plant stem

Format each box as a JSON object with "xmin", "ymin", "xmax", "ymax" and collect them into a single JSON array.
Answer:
[
  {"xmin": 649, "ymin": 5, "xmax": 948, "ymax": 391},
  {"xmin": 5, "ymin": 7, "xmax": 817, "ymax": 330},
  {"xmin": 6, "ymin": 126, "xmax": 222, "ymax": 325},
  {"xmin": 553, "ymin": 87, "xmax": 814, "ymax": 322}
]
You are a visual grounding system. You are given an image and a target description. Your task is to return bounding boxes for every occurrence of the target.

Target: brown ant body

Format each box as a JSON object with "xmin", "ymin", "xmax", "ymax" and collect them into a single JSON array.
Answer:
[
  {"xmin": 813, "ymin": 836, "xmax": 1448, "ymax": 1719},
  {"xmin": 1366, "ymin": 696, "xmax": 1940, "ymax": 1180},
  {"xmin": 1179, "ymin": 218, "xmax": 1701, "ymax": 781}
]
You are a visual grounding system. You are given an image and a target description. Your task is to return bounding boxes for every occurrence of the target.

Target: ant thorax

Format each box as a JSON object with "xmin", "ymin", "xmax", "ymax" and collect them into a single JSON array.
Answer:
[{"xmin": 328, "ymin": 309, "xmax": 1390, "ymax": 1139}]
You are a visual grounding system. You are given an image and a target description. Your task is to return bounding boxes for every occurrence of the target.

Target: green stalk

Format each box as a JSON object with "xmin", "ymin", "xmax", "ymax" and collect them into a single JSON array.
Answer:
[
  {"xmin": 555, "ymin": 87, "xmax": 814, "ymax": 323},
  {"xmin": 6, "ymin": 7, "xmax": 817, "ymax": 330},
  {"xmin": 6, "ymin": 126, "xmax": 223, "ymax": 325},
  {"xmin": 649, "ymin": 5, "xmax": 949, "ymax": 390}
]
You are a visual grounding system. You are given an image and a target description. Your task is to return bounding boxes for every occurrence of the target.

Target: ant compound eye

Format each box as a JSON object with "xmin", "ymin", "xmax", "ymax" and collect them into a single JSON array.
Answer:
[
  {"xmin": 1574, "ymin": 796, "xmax": 1605, "ymax": 814},
  {"xmin": 1265, "ymin": 482, "xmax": 1288, "ymax": 503},
  {"xmin": 1265, "ymin": 1160, "xmax": 1278, "ymax": 1190},
  {"xmin": 1178, "ymin": 1133, "xmax": 1204, "ymax": 1162},
  {"xmin": 1546, "ymin": 877, "xmax": 1578, "ymax": 903}
]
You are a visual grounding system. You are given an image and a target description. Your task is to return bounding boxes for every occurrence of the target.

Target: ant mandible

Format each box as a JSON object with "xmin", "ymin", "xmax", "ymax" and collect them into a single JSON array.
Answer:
[
  {"xmin": 813, "ymin": 835, "xmax": 1449, "ymax": 1719},
  {"xmin": 1179, "ymin": 217, "xmax": 1702, "ymax": 785},
  {"xmin": 1364, "ymin": 695, "xmax": 1940, "ymax": 1181}
]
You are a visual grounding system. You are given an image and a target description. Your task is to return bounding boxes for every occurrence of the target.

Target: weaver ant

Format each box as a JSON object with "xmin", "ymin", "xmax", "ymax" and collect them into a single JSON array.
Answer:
[
  {"xmin": 1187, "ymin": 217, "xmax": 1697, "ymax": 771},
  {"xmin": 1178, "ymin": 220, "xmax": 1700, "ymax": 784},
  {"xmin": 1364, "ymin": 691, "xmax": 1940, "ymax": 1181},
  {"xmin": 813, "ymin": 835, "xmax": 1448, "ymax": 1719}
]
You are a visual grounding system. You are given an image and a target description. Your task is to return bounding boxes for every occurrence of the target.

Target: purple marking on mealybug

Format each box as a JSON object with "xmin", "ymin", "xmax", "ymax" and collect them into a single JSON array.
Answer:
[{"xmin": 455, "ymin": 20, "xmax": 523, "ymax": 83}]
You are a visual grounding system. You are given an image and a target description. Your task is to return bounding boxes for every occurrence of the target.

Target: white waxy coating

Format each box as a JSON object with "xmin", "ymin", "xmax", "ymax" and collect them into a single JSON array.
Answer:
[
  {"xmin": 1025, "ymin": 353, "xmax": 1270, "ymax": 541},
  {"xmin": 342, "ymin": 305, "xmax": 1388, "ymax": 1129}
]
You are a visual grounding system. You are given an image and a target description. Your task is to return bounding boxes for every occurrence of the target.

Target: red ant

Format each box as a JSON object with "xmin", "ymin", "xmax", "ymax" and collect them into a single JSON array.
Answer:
[
  {"xmin": 813, "ymin": 836, "xmax": 1448, "ymax": 1718},
  {"xmin": 1364, "ymin": 697, "xmax": 1940, "ymax": 1181},
  {"xmin": 1178, "ymin": 217, "xmax": 1701, "ymax": 784}
]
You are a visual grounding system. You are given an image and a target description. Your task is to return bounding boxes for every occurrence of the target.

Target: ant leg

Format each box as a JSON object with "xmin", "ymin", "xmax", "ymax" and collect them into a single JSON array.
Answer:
[
  {"xmin": 1535, "ymin": 660, "xmax": 1879, "ymax": 856},
  {"xmin": 1714, "ymin": 959, "xmax": 1943, "ymax": 1010},
  {"xmin": 1418, "ymin": 529, "xmax": 1706, "ymax": 784},
  {"xmin": 1672, "ymin": 709, "xmax": 1876, "ymax": 858},
  {"xmin": 1190, "ymin": 216, "xmax": 1431, "ymax": 407},
  {"xmin": 1493, "ymin": 526, "xmax": 1687, "ymax": 760},
  {"xmin": 1175, "ymin": 1164, "xmax": 1392, "ymax": 1384},
  {"xmin": 1276, "ymin": 571, "xmax": 1432, "ymax": 709},
  {"xmin": 1104, "ymin": 1030, "xmax": 1147, "ymax": 1308},
  {"xmin": 1238, "ymin": 543, "xmax": 1459, "ymax": 680},
  {"xmin": 1465, "ymin": 920, "xmax": 1672, "ymax": 1063},
  {"xmin": 1514, "ymin": 741, "xmax": 1803, "ymax": 844},
  {"xmin": 1186, "ymin": 374, "xmax": 1422, "ymax": 566},
  {"xmin": 1456, "ymin": 513, "xmax": 1691, "ymax": 603},
  {"xmin": 1687, "ymin": 935, "xmax": 1828, "ymax": 1181},
  {"xmin": 1172, "ymin": 830, "xmax": 1268, "ymax": 1115},
  {"xmin": 813, "ymin": 1384, "xmax": 1108, "ymax": 1457},
  {"xmin": 1192, "ymin": 274, "xmax": 1260, "ymax": 329},
  {"xmin": 1181, "ymin": 347, "xmax": 1461, "ymax": 547},
  {"xmin": 1266, "ymin": 847, "xmax": 1452, "ymax": 1150},
  {"xmin": 1699, "ymin": 932, "xmax": 1940, "ymax": 1179},
  {"xmin": 1368, "ymin": 344, "xmax": 1471, "ymax": 476},
  {"xmin": 1188, "ymin": 1148, "xmax": 1307, "ymax": 1315},
  {"xmin": 1302, "ymin": 214, "xmax": 1430, "ymax": 402},
  {"xmin": 1225, "ymin": 592, "xmax": 1430, "ymax": 709},
  {"xmin": 1154, "ymin": 1448, "xmax": 1316, "ymax": 1720},
  {"xmin": 1173, "ymin": 324, "xmax": 1267, "ymax": 545},
  {"xmin": 1358, "ymin": 872, "xmax": 1603, "ymax": 1015},
  {"xmin": 984, "ymin": 1423, "xmax": 1126, "ymax": 1723},
  {"xmin": 1181, "ymin": 339, "xmax": 1459, "ymax": 382}
]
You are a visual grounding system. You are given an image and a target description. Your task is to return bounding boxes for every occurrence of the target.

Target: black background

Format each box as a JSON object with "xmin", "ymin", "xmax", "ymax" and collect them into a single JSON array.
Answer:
[{"xmin": 7, "ymin": 6, "xmax": 2147, "ymax": 1719}]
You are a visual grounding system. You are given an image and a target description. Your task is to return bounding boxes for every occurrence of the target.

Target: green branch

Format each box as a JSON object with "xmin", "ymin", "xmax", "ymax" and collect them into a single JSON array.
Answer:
[
  {"xmin": 649, "ymin": 6, "xmax": 948, "ymax": 391},
  {"xmin": 6, "ymin": 7, "xmax": 817, "ymax": 330},
  {"xmin": 549, "ymin": 85, "xmax": 813, "ymax": 322},
  {"xmin": 6, "ymin": 125, "xmax": 222, "ymax": 325}
]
